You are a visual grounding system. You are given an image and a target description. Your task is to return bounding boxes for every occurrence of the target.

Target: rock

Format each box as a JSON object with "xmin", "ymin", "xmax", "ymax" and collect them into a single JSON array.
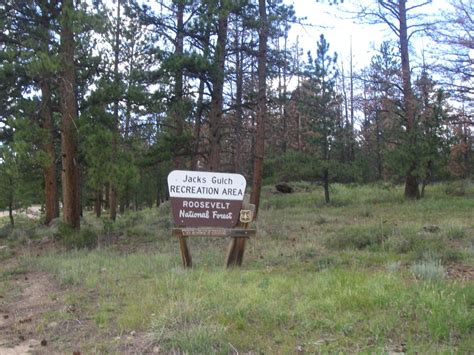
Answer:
[{"xmin": 275, "ymin": 182, "xmax": 293, "ymax": 193}]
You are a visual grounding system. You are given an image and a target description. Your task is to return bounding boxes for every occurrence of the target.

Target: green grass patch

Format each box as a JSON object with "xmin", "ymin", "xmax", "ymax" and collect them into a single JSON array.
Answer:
[
  {"xmin": 11, "ymin": 180, "xmax": 474, "ymax": 352},
  {"xmin": 32, "ymin": 250, "xmax": 474, "ymax": 353}
]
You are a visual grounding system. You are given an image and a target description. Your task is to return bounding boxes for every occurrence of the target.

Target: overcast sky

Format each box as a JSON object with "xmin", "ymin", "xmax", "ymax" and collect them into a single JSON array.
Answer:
[{"xmin": 286, "ymin": 0, "xmax": 448, "ymax": 71}]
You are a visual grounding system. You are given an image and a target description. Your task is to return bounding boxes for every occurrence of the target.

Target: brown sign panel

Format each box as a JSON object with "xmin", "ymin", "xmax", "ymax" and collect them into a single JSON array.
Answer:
[
  {"xmin": 167, "ymin": 170, "xmax": 246, "ymax": 228},
  {"xmin": 170, "ymin": 197, "xmax": 242, "ymax": 228}
]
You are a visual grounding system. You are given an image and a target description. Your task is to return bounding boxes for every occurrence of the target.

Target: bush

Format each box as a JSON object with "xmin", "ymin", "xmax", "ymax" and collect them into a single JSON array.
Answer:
[
  {"xmin": 0, "ymin": 225, "xmax": 13, "ymax": 239},
  {"xmin": 446, "ymin": 226, "xmax": 466, "ymax": 240},
  {"xmin": 56, "ymin": 223, "xmax": 98, "ymax": 250},
  {"xmin": 444, "ymin": 180, "xmax": 473, "ymax": 197},
  {"xmin": 263, "ymin": 150, "xmax": 321, "ymax": 184},
  {"xmin": 325, "ymin": 225, "xmax": 386, "ymax": 251},
  {"xmin": 410, "ymin": 259, "xmax": 445, "ymax": 281},
  {"xmin": 10, "ymin": 227, "xmax": 36, "ymax": 241},
  {"xmin": 386, "ymin": 230, "xmax": 419, "ymax": 254}
]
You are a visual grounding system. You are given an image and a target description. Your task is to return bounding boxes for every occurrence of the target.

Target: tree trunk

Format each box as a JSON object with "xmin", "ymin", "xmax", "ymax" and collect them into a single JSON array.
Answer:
[
  {"xmin": 156, "ymin": 170, "xmax": 161, "ymax": 207},
  {"xmin": 323, "ymin": 130, "xmax": 331, "ymax": 204},
  {"xmin": 109, "ymin": 184, "xmax": 117, "ymax": 220},
  {"xmin": 399, "ymin": 0, "xmax": 419, "ymax": 199},
  {"xmin": 282, "ymin": 28, "xmax": 288, "ymax": 153},
  {"xmin": 94, "ymin": 189, "xmax": 102, "ymax": 218},
  {"xmin": 375, "ymin": 111, "xmax": 383, "ymax": 180},
  {"xmin": 191, "ymin": 22, "xmax": 210, "ymax": 171},
  {"xmin": 233, "ymin": 22, "xmax": 244, "ymax": 174},
  {"xmin": 420, "ymin": 160, "xmax": 432, "ymax": 198},
  {"xmin": 191, "ymin": 77, "xmax": 205, "ymax": 170},
  {"xmin": 172, "ymin": 0, "xmax": 185, "ymax": 169},
  {"xmin": 250, "ymin": 0, "xmax": 268, "ymax": 217},
  {"xmin": 323, "ymin": 167, "xmax": 330, "ymax": 204},
  {"xmin": 208, "ymin": 1, "xmax": 228, "ymax": 171},
  {"xmin": 104, "ymin": 182, "xmax": 110, "ymax": 209},
  {"xmin": 40, "ymin": 79, "xmax": 59, "ymax": 225},
  {"xmin": 39, "ymin": 6, "xmax": 59, "ymax": 226},
  {"xmin": 59, "ymin": 0, "xmax": 80, "ymax": 229},
  {"xmin": 8, "ymin": 199, "xmax": 14, "ymax": 227},
  {"xmin": 76, "ymin": 163, "xmax": 83, "ymax": 217},
  {"xmin": 110, "ymin": 0, "xmax": 121, "ymax": 221},
  {"xmin": 349, "ymin": 37, "xmax": 355, "ymax": 161},
  {"xmin": 124, "ymin": 188, "xmax": 130, "ymax": 209}
]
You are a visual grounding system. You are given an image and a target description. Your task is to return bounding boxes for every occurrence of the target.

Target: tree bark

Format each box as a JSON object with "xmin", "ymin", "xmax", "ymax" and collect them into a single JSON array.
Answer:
[
  {"xmin": 39, "ymin": 79, "xmax": 59, "ymax": 225},
  {"xmin": 173, "ymin": 0, "xmax": 185, "ymax": 169},
  {"xmin": 38, "ymin": 5, "xmax": 59, "ymax": 226},
  {"xmin": 94, "ymin": 189, "xmax": 102, "ymax": 218},
  {"xmin": 208, "ymin": 1, "xmax": 228, "ymax": 171},
  {"xmin": 8, "ymin": 199, "xmax": 14, "ymax": 227},
  {"xmin": 191, "ymin": 77, "xmax": 205, "ymax": 170},
  {"xmin": 233, "ymin": 21, "xmax": 244, "ymax": 174},
  {"xmin": 399, "ymin": 0, "xmax": 419, "ymax": 199},
  {"xmin": 250, "ymin": 0, "xmax": 267, "ymax": 217},
  {"xmin": 109, "ymin": 184, "xmax": 117, "ymax": 221},
  {"xmin": 323, "ymin": 167, "xmax": 330, "ymax": 204},
  {"xmin": 156, "ymin": 167, "xmax": 161, "ymax": 207},
  {"xmin": 191, "ymin": 21, "xmax": 211, "ymax": 170},
  {"xmin": 110, "ymin": 0, "xmax": 121, "ymax": 221},
  {"xmin": 59, "ymin": 0, "xmax": 80, "ymax": 229},
  {"xmin": 349, "ymin": 37, "xmax": 355, "ymax": 161}
]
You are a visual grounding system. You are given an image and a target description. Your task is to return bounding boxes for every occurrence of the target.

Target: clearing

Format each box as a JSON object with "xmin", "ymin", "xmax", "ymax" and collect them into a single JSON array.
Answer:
[{"xmin": 0, "ymin": 182, "xmax": 473, "ymax": 353}]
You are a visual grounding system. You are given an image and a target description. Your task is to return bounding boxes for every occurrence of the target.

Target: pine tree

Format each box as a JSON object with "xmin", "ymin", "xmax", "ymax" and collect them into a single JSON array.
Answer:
[
  {"xmin": 297, "ymin": 34, "xmax": 340, "ymax": 203},
  {"xmin": 59, "ymin": 0, "xmax": 80, "ymax": 229}
]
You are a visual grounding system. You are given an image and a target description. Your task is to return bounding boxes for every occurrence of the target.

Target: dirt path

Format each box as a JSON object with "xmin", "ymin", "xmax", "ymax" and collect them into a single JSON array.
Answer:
[
  {"xmin": 0, "ymin": 267, "xmax": 62, "ymax": 354},
  {"xmin": 0, "ymin": 249, "xmax": 157, "ymax": 354}
]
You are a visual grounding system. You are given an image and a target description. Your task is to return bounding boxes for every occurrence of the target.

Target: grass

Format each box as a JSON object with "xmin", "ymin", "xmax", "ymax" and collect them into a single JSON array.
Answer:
[
  {"xmin": 2, "ymin": 181, "xmax": 474, "ymax": 352},
  {"xmin": 31, "ymin": 252, "xmax": 473, "ymax": 353}
]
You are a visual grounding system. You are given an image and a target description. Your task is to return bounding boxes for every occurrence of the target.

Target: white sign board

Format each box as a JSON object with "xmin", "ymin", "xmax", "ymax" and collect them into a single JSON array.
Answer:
[{"xmin": 167, "ymin": 170, "xmax": 247, "ymax": 227}]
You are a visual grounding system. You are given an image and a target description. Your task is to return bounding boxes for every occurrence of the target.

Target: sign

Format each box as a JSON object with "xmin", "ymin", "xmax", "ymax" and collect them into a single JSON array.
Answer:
[
  {"xmin": 167, "ymin": 170, "xmax": 246, "ymax": 228},
  {"xmin": 239, "ymin": 209, "xmax": 253, "ymax": 223}
]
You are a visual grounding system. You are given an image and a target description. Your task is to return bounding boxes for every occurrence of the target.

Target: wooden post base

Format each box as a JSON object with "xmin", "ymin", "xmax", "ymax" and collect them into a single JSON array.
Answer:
[
  {"xmin": 226, "ymin": 237, "xmax": 247, "ymax": 267},
  {"xmin": 172, "ymin": 203, "xmax": 256, "ymax": 268},
  {"xmin": 178, "ymin": 236, "xmax": 192, "ymax": 268},
  {"xmin": 172, "ymin": 229, "xmax": 255, "ymax": 268}
]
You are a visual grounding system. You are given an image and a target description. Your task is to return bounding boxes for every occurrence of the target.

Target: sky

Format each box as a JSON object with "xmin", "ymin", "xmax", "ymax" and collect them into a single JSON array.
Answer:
[
  {"xmin": 286, "ymin": 0, "xmax": 448, "ymax": 71},
  {"xmin": 288, "ymin": 0, "xmax": 385, "ymax": 68}
]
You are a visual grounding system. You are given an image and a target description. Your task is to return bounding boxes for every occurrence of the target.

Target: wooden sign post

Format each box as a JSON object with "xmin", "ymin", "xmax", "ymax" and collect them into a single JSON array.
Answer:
[{"xmin": 168, "ymin": 170, "xmax": 256, "ymax": 268}]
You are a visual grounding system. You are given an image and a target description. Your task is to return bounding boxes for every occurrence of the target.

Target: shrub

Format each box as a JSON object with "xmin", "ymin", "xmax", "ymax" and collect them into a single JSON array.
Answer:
[
  {"xmin": 0, "ymin": 225, "xmax": 12, "ymax": 239},
  {"xmin": 446, "ymin": 226, "xmax": 466, "ymax": 240},
  {"xmin": 325, "ymin": 225, "xmax": 386, "ymax": 251},
  {"xmin": 444, "ymin": 180, "xmax": 473, "ymax": 197},
  {"xmin": 386, "ymin": 231, "xmax": 419, "ymax": 254},
  {"xmin": 56, "ymin": 223, "xmax": 98, "ymax": 250},
  {"xmin": 410, "ymin": 259, "xmax": 445, "ymax": 281}
]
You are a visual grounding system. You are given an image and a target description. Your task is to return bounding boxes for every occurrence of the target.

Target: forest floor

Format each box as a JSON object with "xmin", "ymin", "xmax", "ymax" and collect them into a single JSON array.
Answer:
[{"xmin": 0, "ymin": 181, "xmax": 473, "ymax": 353}]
